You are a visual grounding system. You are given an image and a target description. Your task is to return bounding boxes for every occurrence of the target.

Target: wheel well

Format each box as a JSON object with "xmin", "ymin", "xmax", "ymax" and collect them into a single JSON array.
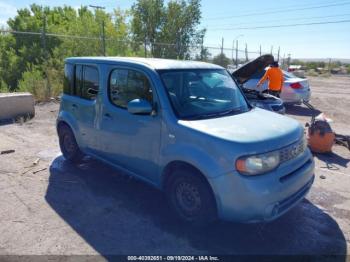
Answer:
[
  {"xmin": 162, "ymin": 161, "xmax": 218, "ymax": 215},
  {"xmin": 162, "ymin": 161, "xmax": 215, "ymax": 195},
  {"xmin": 57, "ymin": 121, "xmax": 70, "ymax": 133}
]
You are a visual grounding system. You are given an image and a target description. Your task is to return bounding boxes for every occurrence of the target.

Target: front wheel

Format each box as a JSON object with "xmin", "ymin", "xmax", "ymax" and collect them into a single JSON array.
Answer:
[
  {"xmin": 166, "ymin": 169, "xmax": 217, "ymax": 226},
  {"xmin": 58, "ymin": 124, "xmax": 84, "ymax": 163}
]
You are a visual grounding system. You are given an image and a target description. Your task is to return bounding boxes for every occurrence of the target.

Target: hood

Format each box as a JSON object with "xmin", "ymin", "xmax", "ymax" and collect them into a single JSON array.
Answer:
[
  {"xmin": 179, "ymin": 108, "xmax": 302, "ymax": 153},
  {"xmin": 232, "ymin": 54, "xmax": 274, "ymax": 84}
]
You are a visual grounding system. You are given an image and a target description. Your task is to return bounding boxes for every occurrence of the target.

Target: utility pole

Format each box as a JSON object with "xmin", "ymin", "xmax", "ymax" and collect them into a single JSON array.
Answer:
[
  {"xmin": 235, "ymin": 40, "xmax": 238, "ymax": 68},
  {"xmin": 41, "ymin": 16, "xmax": 47, "ymax": 59},
  {"xmin": 41, "ymin": 15, "xmax": 51, "ymax": 99},
  {"xmin": 89, "ymin": 5, "xmax": 106, "ymax": 56},
  {"xmin": 270, "ymin": 45, "xmax": 273, "ymax": 55},
  {"xmin": 102, "ymin": 20, "xmax": 106, "ymax": 56},
  {"xmin": 277, "ymin": 46, "xmax": 280, "ymax": 62},
  {"xmin": 220, "ymin": 37, "xmax": 224, "ymax": 66},
  {"xmin": 259, "ymin": 45, "xmax": 262, "ymax": 56},
  {"xmin": 231, "ymin": 40, "xmax": 234, "ymax": 64},
  {"xmin": 287, "ymin": 53, "xmax": 291, "ymax": 69},
  {"xmin": 328, "ymin": 58, "xmax": 332, "ymax": 72},
  {"xmin": 245, "ymin": 43, "xmax": 248, "ymax": 62}
]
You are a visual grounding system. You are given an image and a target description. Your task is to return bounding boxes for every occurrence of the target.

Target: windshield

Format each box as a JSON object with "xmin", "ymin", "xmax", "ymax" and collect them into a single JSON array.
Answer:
[{"xmin": 158, "ymin": 69, "xmax": 249, "ymax": 120}]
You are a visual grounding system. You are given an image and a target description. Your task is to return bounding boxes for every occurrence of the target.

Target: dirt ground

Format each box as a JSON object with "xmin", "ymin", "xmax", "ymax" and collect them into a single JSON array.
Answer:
[{"xmin": 0, "ymin": 75, "xmax": 349, "ymax": 258}]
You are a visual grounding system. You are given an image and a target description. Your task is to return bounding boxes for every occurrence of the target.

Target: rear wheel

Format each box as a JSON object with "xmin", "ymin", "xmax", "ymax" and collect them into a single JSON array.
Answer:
[
  {"xmin": 58, "ymin": 124, "xmax": 84, "ymax": 163},
  {"xmin": 166, "ymin": 168, "xmax": 217, "ymax": 226}
]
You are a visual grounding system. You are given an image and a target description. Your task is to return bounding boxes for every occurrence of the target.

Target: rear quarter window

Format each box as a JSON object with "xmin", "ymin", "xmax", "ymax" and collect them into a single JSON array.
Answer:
[{"xmin": 63, "ymin": 63, "xmax": 74, "ymax": 94}]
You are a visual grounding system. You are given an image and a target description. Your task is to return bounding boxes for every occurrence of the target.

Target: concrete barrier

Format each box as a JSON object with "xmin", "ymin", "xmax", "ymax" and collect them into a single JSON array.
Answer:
[{"xmin": 0, "ymin": 92, "xmax": 35, "ymax": 121}]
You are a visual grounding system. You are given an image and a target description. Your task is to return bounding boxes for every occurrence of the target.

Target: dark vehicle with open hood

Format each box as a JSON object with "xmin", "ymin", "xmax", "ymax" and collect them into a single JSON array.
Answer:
[{"xmin": 230, "ymin": 55, "xmax": 285, "ymax": 114}]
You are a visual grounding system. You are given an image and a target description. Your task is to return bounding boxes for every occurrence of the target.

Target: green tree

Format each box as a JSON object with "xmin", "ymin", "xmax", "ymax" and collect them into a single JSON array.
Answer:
[
  {"xmin": 212, "ymin": 53, "xmax": 231, "ymax": 68},
  {"xmin": 131, "ymin": 0, "xmax": 164, "ymax": 56},
  {"xmin": 0, "ymin": 4, "xmax": 131, "ymax": 97},
  {"xmin": 131, "ymin": 0, "xmax": 205, "ymax": 59},
  {"xmin": 157, "ymin": 0, "xmax": 203, "ymax": 59}
]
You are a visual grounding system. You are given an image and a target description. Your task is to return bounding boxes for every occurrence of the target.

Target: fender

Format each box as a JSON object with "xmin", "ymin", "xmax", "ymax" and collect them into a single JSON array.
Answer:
[
  {"xmin": 160, "ymin": 142, "xmax": 229, "ymax": 181},
  {"xmin": 57, "ymin": 110, "xmax": 84, "ymax": 149}
]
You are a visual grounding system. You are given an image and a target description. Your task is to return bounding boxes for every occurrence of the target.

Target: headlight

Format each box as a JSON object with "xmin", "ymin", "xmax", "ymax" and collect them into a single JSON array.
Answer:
[{"xmin": 236, "ymin": 151, "xmax": 280, "ymax": 176}]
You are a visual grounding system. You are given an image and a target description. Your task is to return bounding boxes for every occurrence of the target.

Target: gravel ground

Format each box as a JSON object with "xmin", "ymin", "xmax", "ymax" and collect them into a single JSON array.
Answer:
[{"xmin": 0, "ymin": 75, "xmax": 349, "ymax": 258}]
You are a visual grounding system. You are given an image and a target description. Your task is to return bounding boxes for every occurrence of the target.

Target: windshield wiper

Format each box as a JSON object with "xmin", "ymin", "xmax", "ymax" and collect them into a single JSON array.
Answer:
[{"xmin": 183, "ymin": 108, "xmax": 244, "ymax": 120}]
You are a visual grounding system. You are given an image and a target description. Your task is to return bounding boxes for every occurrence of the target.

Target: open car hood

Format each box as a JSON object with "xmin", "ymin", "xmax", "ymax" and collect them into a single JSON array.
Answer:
[{"xmin": 231, "ymin": 54, "xmax": 274, "ymax": 84}]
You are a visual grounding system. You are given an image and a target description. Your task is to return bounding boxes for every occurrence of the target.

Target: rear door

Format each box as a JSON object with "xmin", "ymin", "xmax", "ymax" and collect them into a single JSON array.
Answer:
[
  {"xmin": 74, "ymin": 64, "xmax": 100, "ymax": 151},
  {"xmin": 98, "ymin": 67, "xmax": 161, "ymax": 183}
]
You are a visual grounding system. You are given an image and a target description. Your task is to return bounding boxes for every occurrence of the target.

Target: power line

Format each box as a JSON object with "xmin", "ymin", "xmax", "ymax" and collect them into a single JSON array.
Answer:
[
  {"xmin": 213, "ymin": 19, "xmax": 350, "ymax": 31},
  {"xmin": 205, "ymin": 13, "xmax": 350, "ymax": 29},
  {"xmin": 0, "ymin": 29, "xmax": 276, "ymax": 54},
  {"xmin": 204, "ymin": 1, "xmax": 350, "ymax": 20},
  {"xmin": 203, "ymin": 0, "xmax": 346, "ymax": 18},
  {"xmin": 89, "ymin": 5, "xmax": 106, "ymax": 56},
  {"xmin": 0, "ymin": 29, "xmax": 102, "ymax": 40},
  {"xmin": 89, "ymin": 5, "xmax": 106, "ymax": 10}
]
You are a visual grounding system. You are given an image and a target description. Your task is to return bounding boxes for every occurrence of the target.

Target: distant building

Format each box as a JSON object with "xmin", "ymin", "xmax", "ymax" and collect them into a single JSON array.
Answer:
[{"xmin": 288, "ymin": 65, "xmax": 302, "ymax": 72}]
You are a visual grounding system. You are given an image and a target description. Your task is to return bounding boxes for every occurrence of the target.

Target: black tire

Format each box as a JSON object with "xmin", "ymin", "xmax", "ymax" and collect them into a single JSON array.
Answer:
[
  {"xmin": 58, "ymin": 124, "xmax": 84, "ymax": 163},
  {"xmin": 166, "ymin": 168, "xmax": 217, "ymax": 226}
]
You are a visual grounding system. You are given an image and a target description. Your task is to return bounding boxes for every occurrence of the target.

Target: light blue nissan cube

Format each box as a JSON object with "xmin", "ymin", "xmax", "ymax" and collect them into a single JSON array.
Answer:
[{"xmin": 57, "ymin": 57, "xmax": 315, "ymax": 225}]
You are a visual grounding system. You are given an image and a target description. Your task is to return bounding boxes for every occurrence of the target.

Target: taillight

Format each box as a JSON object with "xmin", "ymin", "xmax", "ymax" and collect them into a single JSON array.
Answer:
[{"xmin": 290, "ymin": 82, "xmax": 302, "ymax": 89}]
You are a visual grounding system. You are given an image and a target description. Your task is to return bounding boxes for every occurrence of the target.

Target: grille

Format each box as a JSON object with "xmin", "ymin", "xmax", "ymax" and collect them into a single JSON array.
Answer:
[{"xmin": 279, "ymin": 138, "xmax": 306, "ymax": 163}]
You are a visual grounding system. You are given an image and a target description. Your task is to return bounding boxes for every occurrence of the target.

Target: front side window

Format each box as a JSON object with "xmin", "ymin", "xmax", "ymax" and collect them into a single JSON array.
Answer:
[
  {"xmin": 109, "ymin": 69, "xmax": 153, "ymax": 109},
  {"xmin": 159, "ymin": 69, "xmax": 249, "ymax": 119}
]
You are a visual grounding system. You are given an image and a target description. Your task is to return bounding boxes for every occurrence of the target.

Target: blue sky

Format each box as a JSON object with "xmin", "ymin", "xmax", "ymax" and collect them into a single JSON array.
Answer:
[{"xmin": 1, "ymin": 0, "xmax": 350, "ymax": 59}]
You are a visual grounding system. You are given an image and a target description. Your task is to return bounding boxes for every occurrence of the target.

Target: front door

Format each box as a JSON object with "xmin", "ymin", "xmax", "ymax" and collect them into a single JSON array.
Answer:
[{"xmin": 98, "ymin": 68, "xmax": 161, "ymax": 184}]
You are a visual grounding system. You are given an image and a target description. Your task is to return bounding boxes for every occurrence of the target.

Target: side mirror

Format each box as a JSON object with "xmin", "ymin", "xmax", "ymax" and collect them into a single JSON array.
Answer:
[{"xmin": 127, "ymin": 99, "xmax": 153, "ymax": 115}]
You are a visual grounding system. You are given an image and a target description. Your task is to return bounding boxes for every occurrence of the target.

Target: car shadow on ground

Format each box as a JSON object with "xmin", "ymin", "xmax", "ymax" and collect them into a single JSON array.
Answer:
[
  {"xmin": 314, "ymin": 152, "xmax": 350, "ymax": 169},
  {"xmin": 45, "ymin": 156, "xmax": 347, "ymax": 258},
  {"xmin": 285, "ymin": 104, "xmax": 321, "ymax": 117}
]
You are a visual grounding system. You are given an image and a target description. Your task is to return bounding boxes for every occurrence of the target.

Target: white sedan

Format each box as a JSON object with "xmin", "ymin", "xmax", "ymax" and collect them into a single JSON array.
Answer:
[{"xmin": 242, "ymin": 69, "xmax": 311, "ymax": 104}]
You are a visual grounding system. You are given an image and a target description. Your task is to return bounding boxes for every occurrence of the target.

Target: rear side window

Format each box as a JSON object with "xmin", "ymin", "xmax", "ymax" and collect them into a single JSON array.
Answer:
[
  {"xmin": 82, "ymin": 66, "xmax": 99, "ymax": 100},
  {"xmin": 63, "ymin": 63, "xmax": 74, "ymax": 94},
  {"xmin": 70, "ymin": 64, "xmax": 99, "ymax": 100},
  {"xmin": 75, "ymin": 65, "xmax": 82, "ymax": 97},
  {"xmin": 109, "ymin": 69, "xmax": 153, "ymax": 109}
]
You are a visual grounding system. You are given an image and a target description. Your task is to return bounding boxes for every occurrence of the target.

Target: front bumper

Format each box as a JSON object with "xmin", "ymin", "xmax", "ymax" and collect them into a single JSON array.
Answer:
[{"xmin": 208, "ymin": 149, "xmax": 315, "ymax": 223}]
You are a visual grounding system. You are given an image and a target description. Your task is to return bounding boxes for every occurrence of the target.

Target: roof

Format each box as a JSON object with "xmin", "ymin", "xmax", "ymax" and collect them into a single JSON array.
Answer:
[{"xmin": 65, "ymin": 57, "xmax": 223, "ymax": 70}]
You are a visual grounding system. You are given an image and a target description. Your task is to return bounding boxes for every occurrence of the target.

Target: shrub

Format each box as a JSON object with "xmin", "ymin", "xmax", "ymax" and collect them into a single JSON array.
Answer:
[
  {"xmin": 17, "ymin": 64, "xmax": 63, "ymax": 101},
  {"xmin": 18, "ymin": 67, "xmax": 47, "ymax": 101},
  {"xmin": 0, "ymin": 79, "xmax": 9, "ymax": 93}
]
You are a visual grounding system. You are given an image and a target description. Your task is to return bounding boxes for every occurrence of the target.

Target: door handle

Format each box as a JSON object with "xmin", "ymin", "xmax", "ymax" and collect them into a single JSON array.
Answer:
[{"xmin": 71, "ymin": 104, "xmax": 78, "ymax": 109}]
